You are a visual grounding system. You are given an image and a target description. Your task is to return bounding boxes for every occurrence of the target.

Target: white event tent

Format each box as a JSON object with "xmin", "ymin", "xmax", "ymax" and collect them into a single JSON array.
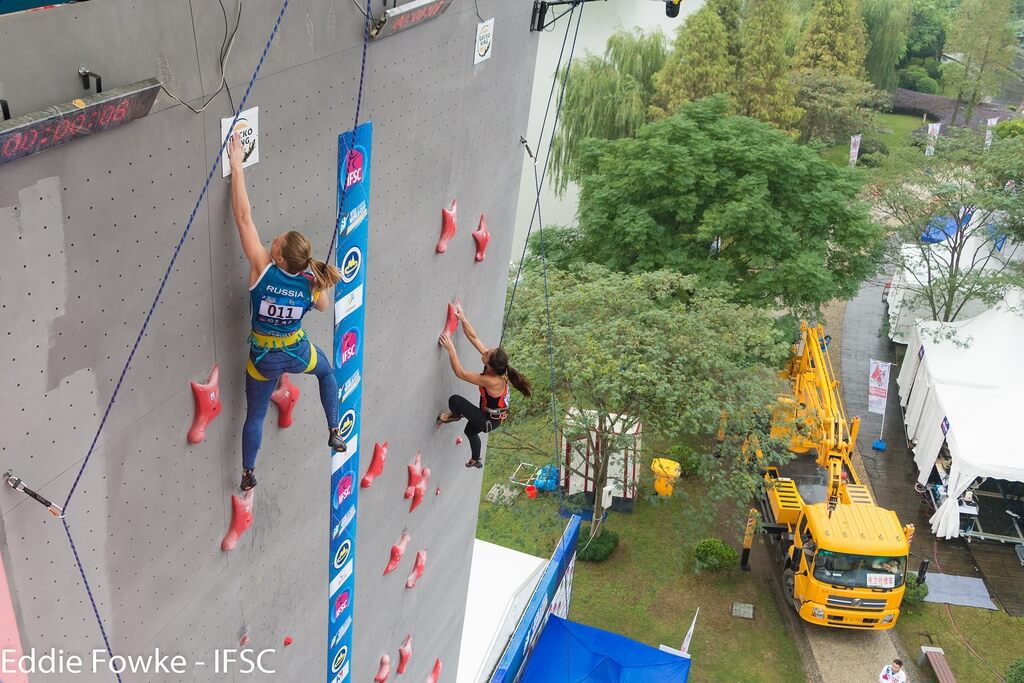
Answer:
[{"xmin": 896, "ymin": 291, "xmax": 1024, "ymax": 538}]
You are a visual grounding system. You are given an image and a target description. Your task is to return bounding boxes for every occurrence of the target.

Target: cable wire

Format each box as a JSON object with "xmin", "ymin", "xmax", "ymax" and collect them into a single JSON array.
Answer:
[{"xmin": 161, "ymin": 0, "xmax": 243, "ymax": 114}]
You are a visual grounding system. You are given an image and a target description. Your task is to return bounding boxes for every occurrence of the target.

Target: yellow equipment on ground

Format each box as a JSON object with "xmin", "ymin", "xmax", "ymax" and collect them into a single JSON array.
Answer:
[
  {"xmin": 760, "ymin": 322, "xmax": 914, "ymax": 630},
  {"xmin": 650, "ymin": 458, "xmax": 681, "ymax": 496}
]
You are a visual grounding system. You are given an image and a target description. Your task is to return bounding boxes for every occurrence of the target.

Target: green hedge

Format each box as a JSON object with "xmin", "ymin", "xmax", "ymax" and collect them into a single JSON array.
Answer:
[
  {"xmin": 578, "ymin": 528, "xmax": 619, "ymax": 562},
  {"xmin": 693, "ymin": 538, "xmax": 738, "ymax": 572},
  {"xmin": 902, "ymin": 572, "xmax": 929, "ymax": 605}
]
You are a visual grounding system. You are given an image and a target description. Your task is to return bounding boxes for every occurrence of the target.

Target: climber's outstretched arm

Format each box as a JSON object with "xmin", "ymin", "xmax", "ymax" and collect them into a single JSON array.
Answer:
[
  {"xmin": 439, "ymin": 334, "xmax": 488, "ymax": 388},
  {"xmin": 229, "ymin": 134, "xmax": 271, "ymax": 285},
  {"xmin": 455, "ymin": 303, "xmax": 488, "ymax": 355}
]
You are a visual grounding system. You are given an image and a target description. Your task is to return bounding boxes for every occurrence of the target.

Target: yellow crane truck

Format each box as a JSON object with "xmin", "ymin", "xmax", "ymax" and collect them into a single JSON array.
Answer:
[{"xmin": 760, "ymin": 322, "xmax": 914, "ymax": 630}]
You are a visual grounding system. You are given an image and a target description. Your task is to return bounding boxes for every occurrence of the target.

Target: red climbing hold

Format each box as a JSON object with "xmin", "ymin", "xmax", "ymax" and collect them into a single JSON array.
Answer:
[
  {"xmin": 398, "ymin": 635, "xmax": 412, "ymax": 674},
  {"xmin": 271, "ymin": 374, "xmax": 300, "ymax": 428},
  {"xmin": 435, "ymin": 487, "xmax": 441, "ymax": 496},
  {"xmin": 361, "ymin": 441, "xmax": 389, "ymax": 488},
  {"xmin": 221, "ymin": 490, "xmax": 254, "ymax": 552},
  {"xmin": 436, "ymin": 200, "xmax": 457, "ymax": 254},
  {"xmin": 425, "ymin": 658, "xmax": 442, "ymax": 683},
  {"xmin": 187, "ymin": 364, "xmax": 222, "ymax": 444},
  {"xmin": 239, "ymin": 633, "xmax": 249, "ymax": 648},
  {"xmin": 374, "ymin": 654, "xmax": 391, "ymax": 682},
  {"xmin": 441, "ymin": 301, "xmax": 460, "ymax": 339},
  {"xmin": 283, "ymin": 636, "xmax": 293, "ymax": 647},
  {"xmin": 384, "ymin": 530, "xmax": 411, "ymax": 575},
  {"xmin": 455, "ymin": 436, "xmax": 463, "ymax": 445},
  {"xmin": 405, "ymin": 550, "xmax": 427, "ymax": 589},
  {"xmin": 472, "ymin": 214, "xmax": 491, "ymax": 262},
  {"xmin": 405, "ymin": 453, "xmax": 429, "ymax": 512}
]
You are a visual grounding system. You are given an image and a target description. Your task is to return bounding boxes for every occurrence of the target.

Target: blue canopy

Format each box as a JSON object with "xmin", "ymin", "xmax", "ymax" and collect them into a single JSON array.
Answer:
[
  {"xmin": 519, "ymin": 616, "xmax": 691, "ymax": 683},
  {"xmin": 921, "ymin": 211, "xmax": 973, "ymax": 243}
]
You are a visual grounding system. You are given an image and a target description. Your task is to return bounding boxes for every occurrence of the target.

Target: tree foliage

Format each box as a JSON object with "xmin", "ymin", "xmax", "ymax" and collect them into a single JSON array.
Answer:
[
  {"xmin": 502, "ymin": 264, "xmax": 790, "ymax": 528},
  {"xmin": 792, "ymin": 68, "xmax": 891, "ymax": 144},
  {"xmin": 905, "ymin": 0, "xmax": 956, "ymax": 60},
  {"xmin": 737, "ymin": 0, "xmax": 800, "ymax": 126},
  {"xmin": 650, "ymin": 7, "xmax": 733, "ymax": 119},
  {"xmin": 542, "ymin": 97, "xmax": 884, "ymax": 314},
  {"xmin": 872, "ymin": 130, "xmax": 1024, "ymax": 325},
  {"xmin": 945, "ymin": 0, "xmax": 1015, "ymax": 126},
  {"xmin": 707, "ymin": 0, "xmax": 744, "ymax": 69},
  {"xmin": 794, "ymin": 0, "xmax": 868, "ymax": 77},
  {"xmin": 547, "ymin": 28, "xmax": 668, "ymax": 195},
  {"xmin": 863, "ymin": 0, "xmax": 911, "ymax": 92}
]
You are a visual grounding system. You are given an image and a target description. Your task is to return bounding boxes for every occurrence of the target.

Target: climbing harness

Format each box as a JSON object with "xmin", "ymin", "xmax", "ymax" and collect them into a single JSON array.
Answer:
[{"xmin": 246, "ymin": 329, "xmax": 317, "ymax": 381}]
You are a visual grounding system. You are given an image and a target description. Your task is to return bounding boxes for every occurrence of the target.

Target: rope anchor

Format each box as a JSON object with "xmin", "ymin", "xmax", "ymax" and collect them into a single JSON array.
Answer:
[{"xmin": 3, "ymin": 471, "xmax": 64, "ymax": 518}]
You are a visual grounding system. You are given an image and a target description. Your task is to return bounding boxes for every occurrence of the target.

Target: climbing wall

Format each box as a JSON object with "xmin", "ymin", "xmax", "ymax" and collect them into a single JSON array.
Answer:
[{"xmin": 0, "ymin": 1, "xmax": 537, "ymax": 681}]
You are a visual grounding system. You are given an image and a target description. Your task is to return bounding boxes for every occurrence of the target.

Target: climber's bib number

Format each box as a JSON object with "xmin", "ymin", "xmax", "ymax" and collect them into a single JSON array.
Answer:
[{"xmin": 259, "ymin": 300, "xmax": 302, "ymax": 320}]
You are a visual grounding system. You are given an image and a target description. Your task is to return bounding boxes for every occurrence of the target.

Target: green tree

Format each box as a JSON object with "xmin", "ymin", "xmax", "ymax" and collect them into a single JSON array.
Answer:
[
  {"xmin": 794, "ymin": 0, "xmax": 868, "ymax": 77},
  {"xmin": 548, "ymin": 28, "xmax": 668, "ymax": 194},
  {"xmin": 707, "ymin": 0, "xmax": 743, "ymax": 69},
  {"xmin": 792, "ymin": 69, "xmax": 891, "ymax": 143},
  {"xmin": 904, "ymin": 0, "xmax": 956, "ymax": 60},
  {"xmin": 737, "ymin": 0, "xmax": 800, "ymax": 127},
  {"xmin": 503, "ymin": 265, "xmax": 790, "ymax": 531},
  {"xmin": 863, "ymin": 0, "xmax": 911, "ymax": 92},
  {"xmin": 650, "ymin": 7, "xmax": 733, "ymax": 119},
  {"xmin": 945, "ymin": 0, "xmax": 1015, "ymax": 126},
  {"xmin": 544, "ymin": 97, "xmax": 884, "ymax": 314},
  {"xmin": 873, "ymin": 130, "xmax": 1024, "ymax": 325}
]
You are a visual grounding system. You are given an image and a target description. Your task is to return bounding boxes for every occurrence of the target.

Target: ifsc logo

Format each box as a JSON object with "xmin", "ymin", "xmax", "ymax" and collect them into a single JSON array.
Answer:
[
  {"xmin": 340, "ymin": 246, "xmax": 361, "ymax": 284},
  {"xmin": 341, "ymin": 329, "xmax": 359, "ymax": 366},
  {"xmin": 338, "ymin": 409, "xmax": 356, "ymax": 441},
  {"xmin": 333, "ymin": 473, "xmax": 354, "ymax": 510},
  {"xmin": 345, "ymin": 147, "xmax": 365, "ymax": 188},
  {"xmin": 332, "ymin": 645, "xmax": 349, "ymax": 673},
  {"xmin": 330, "ymin": 590, "xmax": 350, "ymax": 624},
  {"xmin": 333, "ymin": 539, "xmax": 352, "ymax": 570}
]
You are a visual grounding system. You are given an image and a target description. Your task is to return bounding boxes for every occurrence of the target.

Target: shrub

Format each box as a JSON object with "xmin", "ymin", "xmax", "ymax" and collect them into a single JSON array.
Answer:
[
  {"xmin": 902, "ymin": 572, "xmax": 929, "ymax": 605},
  {"xmin": 578, "ymin": 528, "xmax": 619, "ymax": 562},
  {"xmin": 916, "ymin": 77, "xmax": 939, "ymax": 94},
  {"xmin": 995, "ymin": 118, "xmax": 1024, "ymax": 139},
  {"xmin": 899, "ymin": 66, "xmax": 928, "ymax": 90},
  {"xmin": 693, "ymin": 538, "xmax": 738, "ymax": 572},
  {"xmin": 1006, "ymin": 658, "xmax": 1024, "ymax": 683},
  {"xmin": 666, "ymin": 444, "xmax": 702, "ymax": 477}
]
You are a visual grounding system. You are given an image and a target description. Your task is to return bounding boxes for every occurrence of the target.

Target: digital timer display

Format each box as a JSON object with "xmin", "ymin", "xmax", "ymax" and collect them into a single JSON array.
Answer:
[{"xmin": 0, "ymin": 77, "xmax": 161, "ymax": 166}]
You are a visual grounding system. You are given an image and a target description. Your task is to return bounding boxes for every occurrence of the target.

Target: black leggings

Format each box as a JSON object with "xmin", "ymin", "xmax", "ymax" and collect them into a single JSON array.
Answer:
[{"xmin": 448, "ymin": 394, "xmax": 501, "ymax": 462}]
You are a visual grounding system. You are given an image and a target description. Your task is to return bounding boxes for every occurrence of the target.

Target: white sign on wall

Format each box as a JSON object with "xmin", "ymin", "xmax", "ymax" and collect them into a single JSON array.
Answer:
[
  {"xmin": 221, "ymin": 106, "xmax": 260, "ymax": 177},
  {"xmin": 474, "ymin": 18, "xmax": 494, "ymax": 64}
]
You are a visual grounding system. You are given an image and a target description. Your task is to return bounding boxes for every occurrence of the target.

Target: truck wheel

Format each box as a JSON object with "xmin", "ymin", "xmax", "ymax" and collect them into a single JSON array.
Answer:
[{"xmin": 783, "ymin": 569, "xmax": 800, "ymax": 614}]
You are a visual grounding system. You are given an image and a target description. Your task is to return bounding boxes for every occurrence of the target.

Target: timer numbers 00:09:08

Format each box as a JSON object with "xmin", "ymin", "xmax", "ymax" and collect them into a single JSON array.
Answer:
[{"xmin": 0, "ymin": 97, "xmax": 132, "ymax": 162}]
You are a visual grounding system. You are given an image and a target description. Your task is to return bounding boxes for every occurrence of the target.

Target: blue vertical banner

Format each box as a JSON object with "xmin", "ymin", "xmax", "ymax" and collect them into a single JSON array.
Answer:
[{"xmin": 328, "ymin": 121, "xmax": 372, "ymax": 683}]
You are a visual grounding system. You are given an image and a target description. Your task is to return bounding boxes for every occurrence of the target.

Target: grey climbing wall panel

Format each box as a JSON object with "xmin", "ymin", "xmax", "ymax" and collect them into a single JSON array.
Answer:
[{"xmin": 0, "ymin": 0, "xmax": 538, "ymax": 681}]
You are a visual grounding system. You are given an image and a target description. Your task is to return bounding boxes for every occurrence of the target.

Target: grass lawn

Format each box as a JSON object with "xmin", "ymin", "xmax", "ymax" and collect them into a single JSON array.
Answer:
[
  {"xmin": 475, "ymin": 418, "xmax": 805, "ymax": 682},
  {"xmin": 895, "ymin": 600, "xmax": 1024, "ymax": 681},
  {"xmin": 820, "ymin": 112, "xmax": 928, "ymax": 168}
]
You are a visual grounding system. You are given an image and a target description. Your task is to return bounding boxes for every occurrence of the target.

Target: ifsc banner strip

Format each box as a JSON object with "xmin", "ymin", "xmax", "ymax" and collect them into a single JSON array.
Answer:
[{"xmin": 328, "ymin": 121, "xmax": 372, "ymax": 683}]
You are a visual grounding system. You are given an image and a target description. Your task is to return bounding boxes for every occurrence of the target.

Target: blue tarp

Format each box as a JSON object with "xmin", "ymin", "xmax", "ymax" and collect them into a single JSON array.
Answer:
[
  {"xmin": 921, "ymin": 211, "xmax": 973, "ymax": 243},
  {"xmin": 519, "ymin": 616, "xmax": 691, "ymax": 683}
]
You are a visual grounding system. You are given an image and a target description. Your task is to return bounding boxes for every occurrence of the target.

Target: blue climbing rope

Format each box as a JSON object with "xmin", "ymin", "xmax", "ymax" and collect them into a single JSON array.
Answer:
[{"xmin": 57, "ymin": 0, "xmax": 294, "ymax": 677}]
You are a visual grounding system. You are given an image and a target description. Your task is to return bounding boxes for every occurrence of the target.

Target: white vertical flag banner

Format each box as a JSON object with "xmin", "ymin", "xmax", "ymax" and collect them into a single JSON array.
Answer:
[
  {"xmin": 868, "ymin": 359, "xmax": 891, "ymax": 415},
  {"xmin": 985, "ymin": 117, "xmax": 999, "ymax": 150},
  {"xmin": 680, "ymin": 606, "xmax": 699, "ymax": 654},
  {"xmin": 925, "ymin": 122, "xmax": 941, "ymax": 156},
  {"xmin": 849, "ymin": 134, "xmax": 862, "ymax": 167}
]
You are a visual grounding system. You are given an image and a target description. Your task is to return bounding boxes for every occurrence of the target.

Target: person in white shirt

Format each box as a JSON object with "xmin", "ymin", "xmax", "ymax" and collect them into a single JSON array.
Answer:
[{"xmin": 879, "ymin": 658, "xmax": 907, "ymax": 683}]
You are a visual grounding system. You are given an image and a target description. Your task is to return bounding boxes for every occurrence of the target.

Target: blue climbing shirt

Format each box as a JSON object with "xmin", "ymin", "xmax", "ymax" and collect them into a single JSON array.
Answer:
[{"xmin": 249, "ymin": 264, "xmax": 316, "ymax": 336}]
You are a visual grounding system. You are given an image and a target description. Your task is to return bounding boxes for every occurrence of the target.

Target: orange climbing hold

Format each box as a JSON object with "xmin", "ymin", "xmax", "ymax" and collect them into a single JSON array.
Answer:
[
  {"xmin": 221, "ymin": 490, "xmax": 254, "ymax": 552},
  {"xmin": 374, "ymin": 654, "xmax": 391, "ymax": 682},
  {"xmin": 398, "ymin": 635, "xmax": 412, "ymax": 674},
  {"xmin": 361, "ymin": 441, "xmax": 389, "ymax": 488},
  {"xmin": 271, "ymin": 374, "xmax": 300, "ymax": 428},
  {"xmin": 405, "ymin": 550, "xmax": 427, "ymax": 589},
  {"xmin": 436, "ymin": 200, "xmax": 457, "ymax": 254},
  {"xmin": 187, "ymin": 363, "xmax": 222, "ymax": 444},
  {"xmin": 425, "ymin": 658, "xmax": 442, "ymax": 683},
  {"xmin": 472, "ymin": 214, "xmax": 490, "ymax": 262},
  {"xmin": 384, "ymin": 530, "xmax": 411, "ymax": 575}
]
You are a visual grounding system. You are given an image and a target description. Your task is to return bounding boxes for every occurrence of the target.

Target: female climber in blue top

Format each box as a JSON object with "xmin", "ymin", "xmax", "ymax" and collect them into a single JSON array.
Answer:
[
  {"xmin": 437, "ymin": 304, "xmax": 531, "ymax": 468},
  {"xmin": 229, "ymin": 134, "xmax": 346, "ymax": 491}
]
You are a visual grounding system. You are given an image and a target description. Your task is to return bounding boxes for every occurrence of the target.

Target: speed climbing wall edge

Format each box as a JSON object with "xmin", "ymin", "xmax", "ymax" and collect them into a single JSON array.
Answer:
[{"xmin": 0, "ymin": 0, "xmax": 539, "ymax": 681}]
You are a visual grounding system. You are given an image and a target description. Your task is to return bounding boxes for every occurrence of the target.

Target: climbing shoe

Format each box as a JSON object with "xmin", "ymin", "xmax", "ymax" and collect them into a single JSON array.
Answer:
[
  {"xmin": 329, "ymin": 428, "xmax": 347, "ymax": 453},
  {"xmin": 465, "ymin": 459, "xmax": 483, "ymax": 469},
  {"xmin": 240, "ymin": 469, "xmax": 257, "ymax": 491}
]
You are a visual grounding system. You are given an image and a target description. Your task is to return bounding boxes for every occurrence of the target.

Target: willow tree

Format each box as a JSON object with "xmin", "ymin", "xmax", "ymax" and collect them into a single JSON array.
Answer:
[
  {"xmin": 547, "ymin": 28, "xmax": 667, "ymax": 195},
  {"xmin": 650, "ymin": 7, "xmax": 732, "ymax": 119},
  {"xmin": 863, "ymin": 0, "xmax": 911, "ymax": 92},
  {"xmin": 794, "ymin": 0, "xmax": 868, "ymax": 77},
  {"xmin": 944, "ymin": 0, "xmax": 1015, "ymax": 127},
  {"xmin": 737, "ymin": 0, "xmax": 800, "ymax": 127}
]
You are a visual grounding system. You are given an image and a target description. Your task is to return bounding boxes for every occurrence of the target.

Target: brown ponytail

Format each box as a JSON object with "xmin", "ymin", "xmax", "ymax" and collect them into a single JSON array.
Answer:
[
  {"xmin": 280, "ymin": 230, "xmax": 343, "ymax": 291},
  {"xmin": 489, "ymin": 347, "xmax": 532, "ymax": 398}
]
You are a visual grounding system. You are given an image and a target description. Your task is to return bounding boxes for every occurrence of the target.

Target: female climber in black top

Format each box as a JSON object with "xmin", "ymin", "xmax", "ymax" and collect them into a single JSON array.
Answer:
[{"xmin": 437, "ymin": 304, "xmax": 531, "ymax": 468}]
